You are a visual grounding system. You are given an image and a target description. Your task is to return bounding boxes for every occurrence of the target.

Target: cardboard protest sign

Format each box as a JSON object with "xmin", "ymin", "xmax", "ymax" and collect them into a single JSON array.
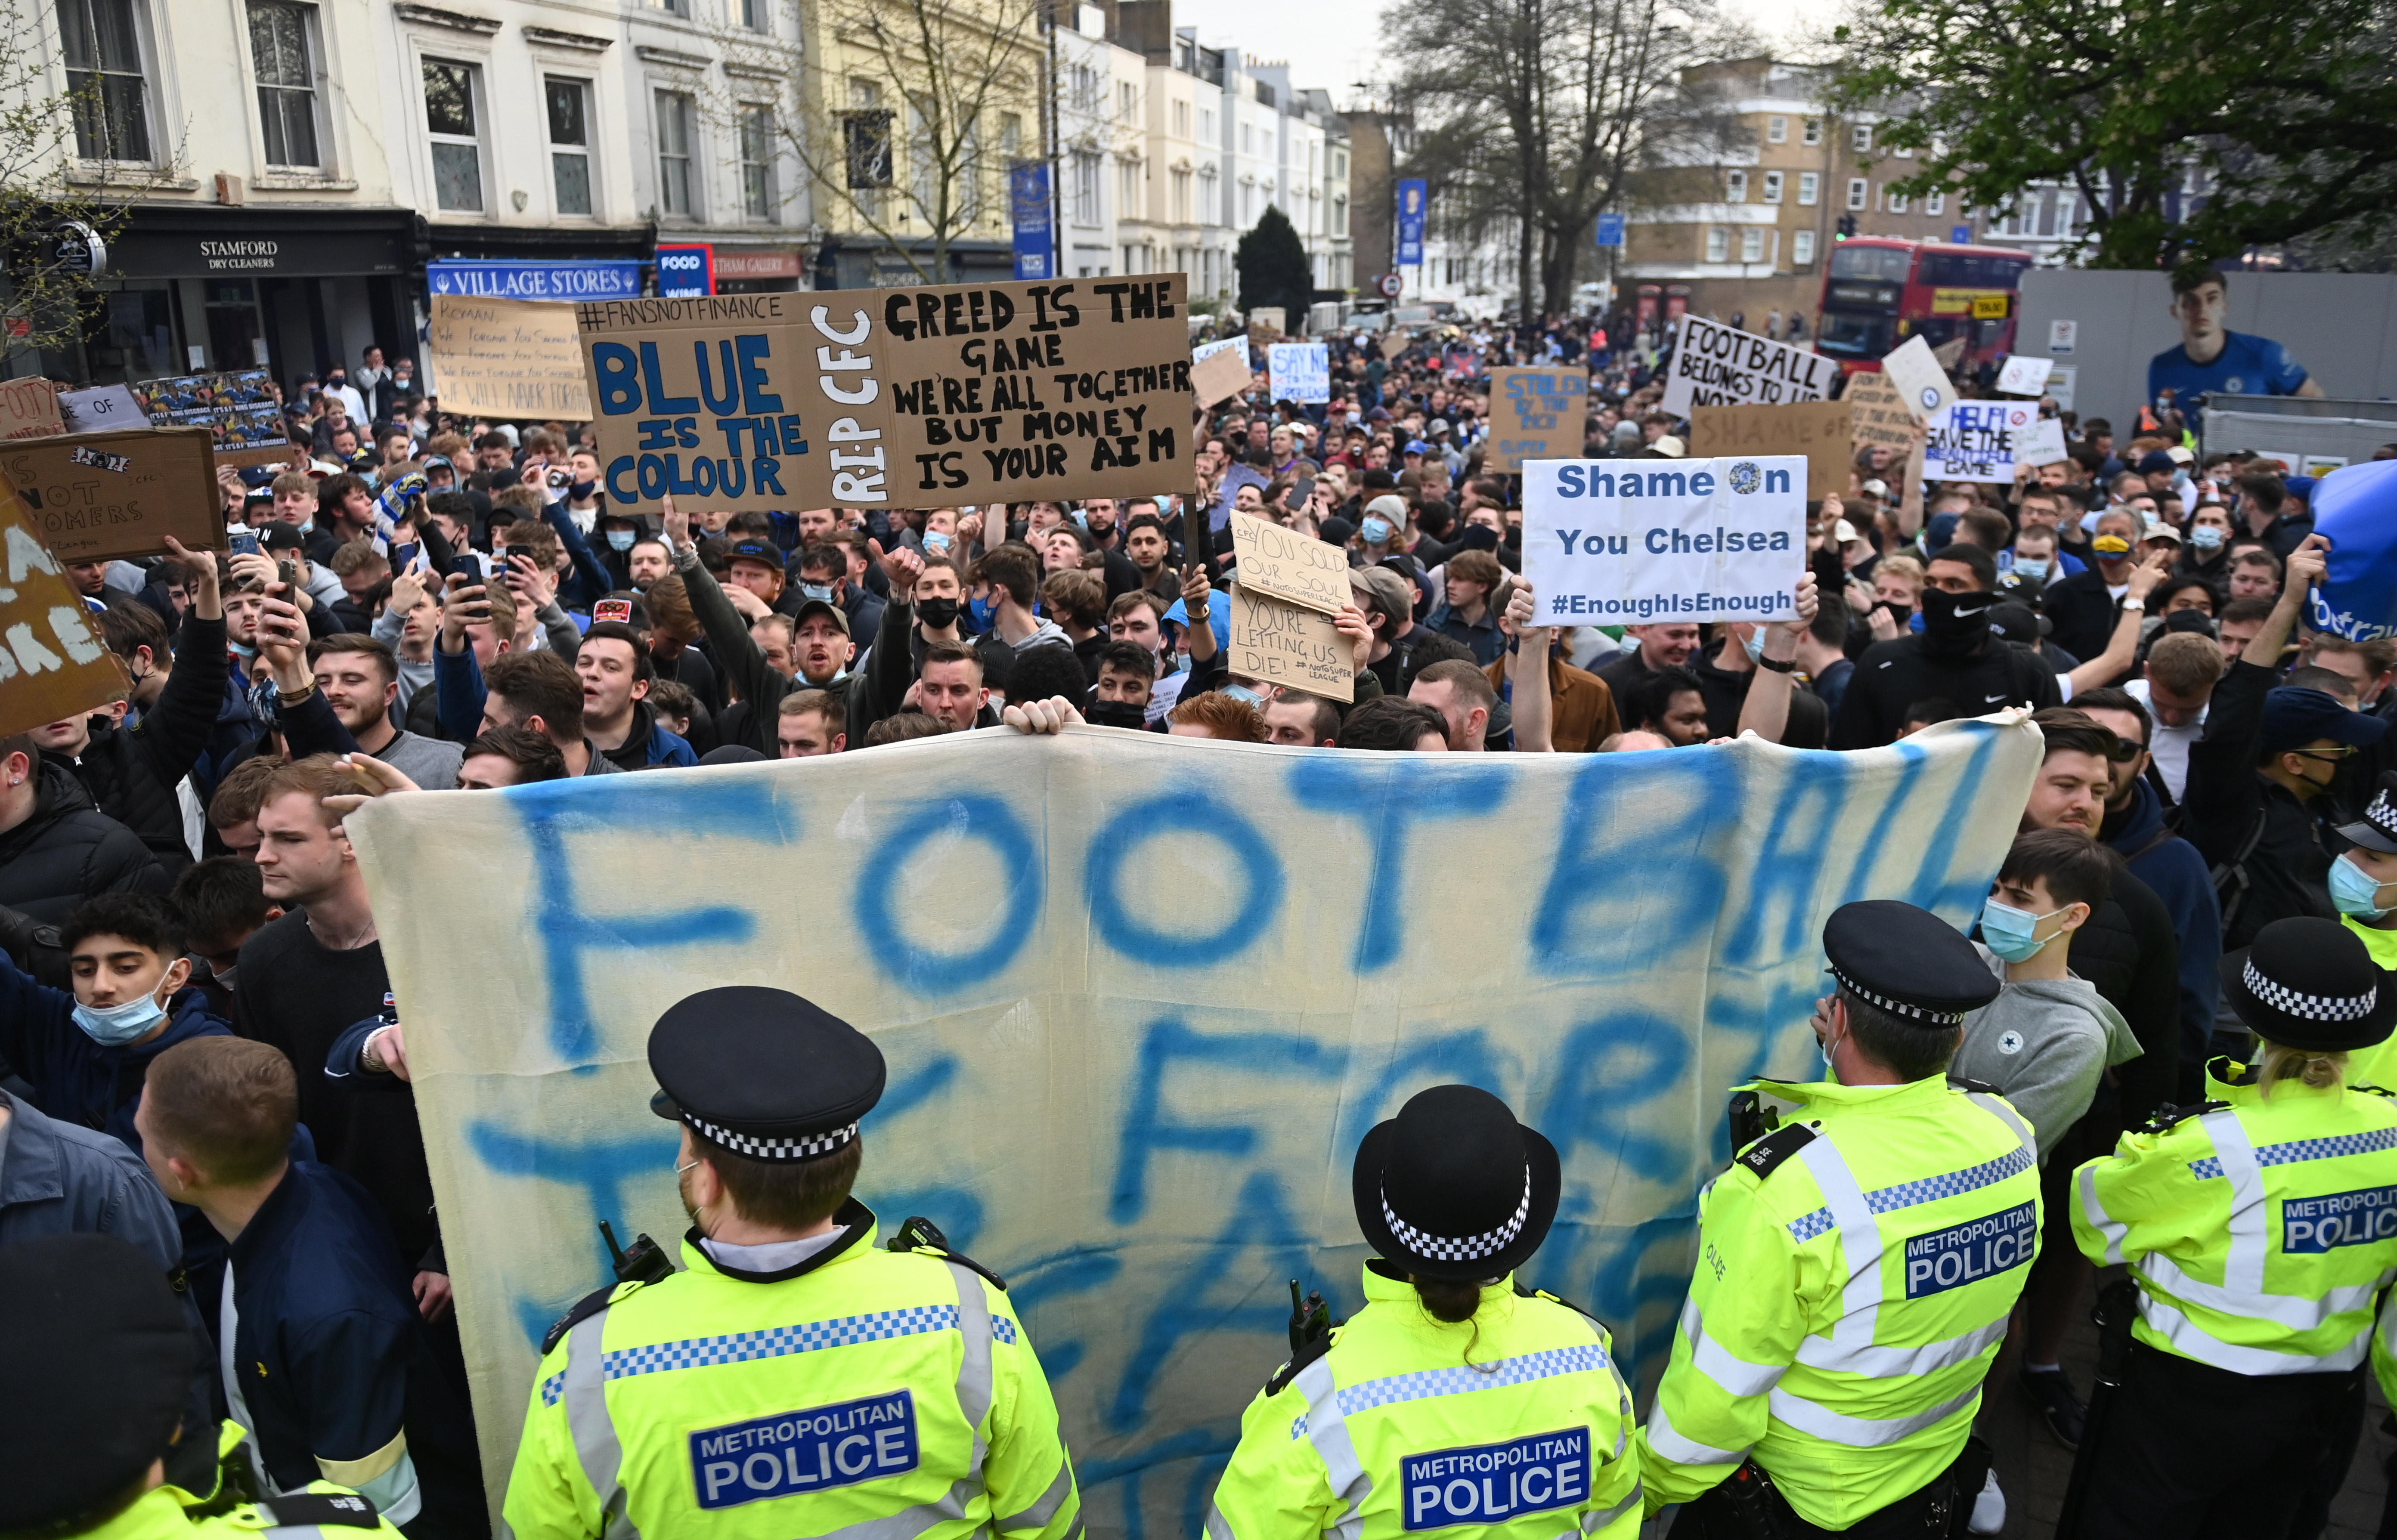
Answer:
[
  {"xmin": 347, "ymin": 712, "xmax": 2040, "ymax": 1524},
  {"xmin": 1843, "ymin": 369, "xmax": 1916, "ymax": 457},
  {"xmin": 58, "ymin": 384, "xmax": 145, "ymax": 434},
  {"xmin": 1879, "ymin": 335, "xmax": 1956, "ymax": 421},
  {"xmin": 1191, "ymin": 336, "xmax": 1250, "ymax": 368},
  {"xmin": 1923, "ymin": 399, "xmax": 2035, "ymax": 484},
  {"xmin": 1486, "ymin": 367, "xmax": 1589, "ymax": 470},
  {"xmin": 1267, "ymin": 342, "xmax": 1329, "ymax": 404},
  {"xmin": 1228, "ymin": 582, "xmax": 1353, "ymax": 701},
  {"xmin": 430, "ymin": 295, "xmax": 592, "ymax": 420},
  {"xmin": 1659, "ymin": 315, "xmax": 1838, "ymax": 419},
  {"xmin": 0, "ymin": 378, "xmax": 64, "ymax": 441},
  {"xmin": 1522, "ymin": 455, "xmax": 1807, "ymax": 624},
  {"xmin": 1229, "ymin": 510, "xmax": 1350, "ymax": 615},
  {"xmin": 1190, "ymin": 345, "xmax": 1251, "ymax": 407},
  {"xmin": 1688, "ymin": 401, "xmax": 1853, "ymax": 500},
  {"xmin": 1931, "ymin": 336, "xmax": 1967, "ymax": 371},
  {"xmin": 2015, "ymin": 417, "xmax": 2069, "ymax": 468},
  {"xmin": 1994, "ymin": 355, "xmax": 2055, "ymax": 396},
  {"xmin": 0, "ymin": 467, "xmax": 130, "ymax": 736},
  {"xmin": 0, "ymin": 427, "xmax": 222, "ymax": 563},
  {"xmin": 1247, "ymin": 306, "xmax": 1286, "ymax": 336},
  {"xmin": 577, "ymin": 293, "xmax": 815, "ymax": 514}
]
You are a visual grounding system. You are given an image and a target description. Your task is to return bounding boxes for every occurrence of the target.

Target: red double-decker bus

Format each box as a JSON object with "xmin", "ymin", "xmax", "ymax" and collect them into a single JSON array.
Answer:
[{"xmin": 1814, "ymin": 238, "xmax": 2033, "ymax": 374}]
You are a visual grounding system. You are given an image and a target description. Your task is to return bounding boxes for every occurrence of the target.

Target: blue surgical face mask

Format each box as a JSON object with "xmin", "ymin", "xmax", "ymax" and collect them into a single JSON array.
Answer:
[
  {"xmin": 2011, "ymin": 557, "xmax": 2050, "ymax": 583},
  {"xmin": 2190, "ymin": 524, "xmax": 2225, "ymax": 551},
  {"xmin": 1741, "ymin": 627, "xmax": 1766, "ymax": 662},
  {"xmin": 924, "ymin": 531, "xmax": 953, "ymax": 556},
  {"xmin": 1979, "ymin": 896, "xmax": 2070, "ymax": 964},
  {"xmin": 1361, "ymin": 516, "xmax": 1393, "ymax": 545},
  {"xmin": 2331, "ymin": 853, "xmax": 2393, "ymax": 919},
  {"xmin": 605, "ymin": 529, "xmax": 636, "ymax": 551},
  {"xmin": 969, "ymin": 593, "xmax": 994, "ymax": 628},
  {"xmin": 800, "ymin": 582, "xmax": 836, "ymax": 603},
  {"xmin": 1224, "ymin": 683, "xmax": 1267, "ymax": 708},
  {"xmin": 72, "ymin": 983, "xmax": 171, "ymax": 1047}
]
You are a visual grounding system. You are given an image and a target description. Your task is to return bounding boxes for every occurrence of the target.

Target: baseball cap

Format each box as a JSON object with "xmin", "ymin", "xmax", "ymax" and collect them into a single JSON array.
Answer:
[
  {"xmin": 793, "ymin": 596, "xmax": 850, "ymax": 635},
  {"xmin": 1349, "ymin": 564, "xmax": 1412, "ymax": 622},
  {"xmin": 1404, "ymin": 440, "xmax": 1431, "ymax": 456},
  {"xmin": 258, "ymin": 522, "xmax": 306, "ymax": 553},
  {"xmin": 2142, "ymin": 520, "xmax": 2183, "ymax": 545},
  {"xmin": 2165, "ymin": 445, "xmax": 2196, "ymax": 466},
  {"xmin": 1648, "ymin": 436, "xmax": 1687, "ymax": 459},
  {"xmin": 726, "ymin": 539, "xmax": 783, "ymax": 570},
  {"xmin": 1986, "ymin": 600, "xmax": 2050, "ymax": 646},
  {"xmin": 2258, "ymin": 687, "xmax": 2390, "ymax": 757}
]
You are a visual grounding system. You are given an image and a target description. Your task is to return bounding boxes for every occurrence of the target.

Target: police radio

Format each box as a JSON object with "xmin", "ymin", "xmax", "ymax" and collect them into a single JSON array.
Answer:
[{"xmin": 600, "ymin": 1219, "xmax": 675, "ymax": 1286}]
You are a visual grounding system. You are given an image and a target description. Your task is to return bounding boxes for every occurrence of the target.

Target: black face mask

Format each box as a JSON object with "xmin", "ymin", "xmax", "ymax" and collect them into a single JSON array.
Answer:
[
  {"xmin": 1086, "ymin": 699, "xmax": 1147, "ymax": 729},
  {"xmin": 915, "ymin": 595, "xmax": 960, "ymax": 629},
  {"xmin": 1920, "ymin": 587, "xmax": 1993, "ymax": 658}
]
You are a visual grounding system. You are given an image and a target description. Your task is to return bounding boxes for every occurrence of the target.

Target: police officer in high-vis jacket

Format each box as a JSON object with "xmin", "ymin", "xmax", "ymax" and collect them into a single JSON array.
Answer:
[
  {"xmin": 0, "ymin": 1232, "xmax": 403, "ymax": 1540},
  {"xmin": 501, "ymin": 987, "xmax": 1081, "ymax": 1540},
  {"xmin": 1641, "ymin": 900, "xmax": 2041, "ymax": 1537},
  {"xmin": 2066, "ymin": 917, "xmax": 2397, "ymax": 1539},
  {"xmin": 1205, "ymin": 1085, "xmax": 1642, "ymax": 1540}
]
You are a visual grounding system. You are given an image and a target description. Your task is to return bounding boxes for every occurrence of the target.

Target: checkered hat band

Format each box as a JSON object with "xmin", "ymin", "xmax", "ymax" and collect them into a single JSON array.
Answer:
[
  {"xmin": 1831, "ymin": 966, "xmax": 1968, "ymax": 1026},
  {"xmin": 2369, "ymin": 788, "xmax": 2397, "ymax": 834},
  {"xmin": 2244, "ymin": 961, "xmax": 2377, "ymax": 1023},
  {"xmin": 1381, "ymin": 1166, "xmax": 1532, "ymax": 1264},
  {"xmin": 686, "ymin": 1115, "xmax": 858, "ymax": 1163}
]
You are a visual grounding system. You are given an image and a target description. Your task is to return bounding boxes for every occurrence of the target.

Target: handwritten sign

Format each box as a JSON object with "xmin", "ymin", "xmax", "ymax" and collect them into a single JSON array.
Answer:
[
  {"xmin": 1192, "ymin": 336, "xmax": 1250, "ymax": 368},
  {"xmin": 583, "ymin": 278, "xmax": 1195, "ymax": 513},
  {"xmin": 1994, "ymin": 355, "xmax": 2055, "ymax": 396},
  {"xmin": 1229, "ymin": 511, "xmax": 1350, "ymax": 615},
  {"xmin": 0, "ymin": 475, "xmax": 129, "ymax": 736},
  {"xmin": 1486, "ymin": 367, "xmax": 1588, "ymax": 471},
  {"xmin": 1880, "ymin": 336, "xmax": 1956, "ymax": 421},
  {"xmin": 1267, "ymin": 343, "xmax": 1329, "ymax": 405},
  {"xmin": 1923, "ymin": 400, "xmax": 2034, "ymax": 484},
  {"xmin": 2015, "ymin": 417, "xmax": 2069, "ymax": 468},
  {"xmin": 430, "ymin": 295, "xmax": 592, "ymax": 419},
  {"xmin": 1229, "ymin": 582, "xmax": 1352, "ymax": 701},
  {"xmin": 57, "ymin": 385, "xmax": 146, "ymax": 434},
  {"xmin": 1191, "ymin": 345, "xmax": 1251, "ymax": 407},
  {"xmin": 0, "ymin": 427, "xmax": 223, "ymax": 563},
  {"xmin": 1843, "ymin": 370, "xmax": 1916, "ymax": 456},
  {"xmin": 1688, "ymin": 401, "xmax": 1853, "ymax": 501},
  {"xmin": 1660, "ymin": 315, "xmax": 1837, "ymax": 418},
  {"xmin": 0, "ymin": 379, "xmax": 64, "ymax": 442}
]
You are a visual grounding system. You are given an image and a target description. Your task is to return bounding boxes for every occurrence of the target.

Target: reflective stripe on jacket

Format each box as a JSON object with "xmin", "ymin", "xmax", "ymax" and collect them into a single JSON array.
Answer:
[
  {"xmin": 2072, "ymin": 1058, "xmax": 2397, "ymax": 1376},
  {"xmin": 1639, "ymin": 1076, "xmax": 2042, "ymax": 1529}
]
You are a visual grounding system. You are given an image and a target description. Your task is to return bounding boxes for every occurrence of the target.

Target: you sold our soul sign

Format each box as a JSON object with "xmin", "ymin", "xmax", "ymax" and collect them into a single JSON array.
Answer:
[
  {"xmin": 579, "ymin": 275, "xmax": 1195, "ymax": 514},
  {"xmin": 1522, "ymin": 455, "xmax": 1807, "ymax": 625}
]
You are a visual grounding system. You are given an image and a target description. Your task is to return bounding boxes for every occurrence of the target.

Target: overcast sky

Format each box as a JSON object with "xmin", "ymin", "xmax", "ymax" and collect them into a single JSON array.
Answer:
[{"xmin": 1182, "ymin": 0, "xmax": 1835, "ymax": 109}]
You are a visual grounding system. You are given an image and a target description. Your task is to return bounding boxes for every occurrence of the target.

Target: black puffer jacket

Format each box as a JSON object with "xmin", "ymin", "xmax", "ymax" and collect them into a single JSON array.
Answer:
[
  {"xmin": 51, "ymin": 615, "xmax": 228, "ymax": 875},
  {"xmin": 0, "ymin": 761, "xmax": 165, "ymax": 924}
]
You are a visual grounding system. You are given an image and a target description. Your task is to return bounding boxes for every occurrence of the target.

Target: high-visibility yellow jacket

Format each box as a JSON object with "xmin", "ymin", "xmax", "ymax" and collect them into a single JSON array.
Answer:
[
  {"xmin": 1205, "ymin": 1266, "xmax": 1641, "ymax": 1540},
  {"xmin": 502, "ymin": 1209, "xmax": 1078, "ymax": 1540},
  {"xmin": 2072, "ymin": 1058, "xmax": 2397, "ymax": 1375},
  {"xmin": 2337, "ymin": 918, "xmax": 2397, "ymax": 1091},
  {"xmin": 1639, "ymin": 1076, "xmax": 2042, "ymax": 1529}
]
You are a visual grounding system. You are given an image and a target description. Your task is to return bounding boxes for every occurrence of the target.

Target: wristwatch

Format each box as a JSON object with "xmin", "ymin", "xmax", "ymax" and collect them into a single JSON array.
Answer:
[
  {"xmin": 1756, "ymin": 654, "xmax": 1798, "ymax": 674},
  {"xmin": 2120, "ymin": 597, "xmax": 2146, "ymax": 612}
]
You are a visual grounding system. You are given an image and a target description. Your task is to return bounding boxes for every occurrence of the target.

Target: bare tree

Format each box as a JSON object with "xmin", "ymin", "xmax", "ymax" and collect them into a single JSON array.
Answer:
[
  {"xmin": 718, "ymin": 0, "xmax": 1049, "ymax": 285},
  {"xmin": 0, "ymin": 5, "xmax": 182, "ymax": 366},
  {"xmin": 1386, "ymin": 0, "xmax": 1749, "ymax": 317}
]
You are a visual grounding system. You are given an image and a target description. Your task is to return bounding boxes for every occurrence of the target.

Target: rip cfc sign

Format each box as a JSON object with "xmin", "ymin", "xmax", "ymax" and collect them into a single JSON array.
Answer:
[
  {"xmin": 1402, "ymin": 1428, "xmax": 1589, "ymax": 1530},
  {"xmin": 690, "ymin": 1391, "xmax": 919, "ymax": 1509},
  {"xmin": 1904, "ymin": 1202, "xmax": 2038, "ymax": 1299}
]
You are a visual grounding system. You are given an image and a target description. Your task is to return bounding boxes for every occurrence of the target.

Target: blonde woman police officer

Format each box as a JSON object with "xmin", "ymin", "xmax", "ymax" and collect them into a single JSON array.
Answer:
[
  {"xmin": 1205, "ymin": 1085, "xmax": 1642, "ymax": 1540},
  {"xmin": 2068, "ymin": 917, "xmax": 2397, "ymax": 1538}
]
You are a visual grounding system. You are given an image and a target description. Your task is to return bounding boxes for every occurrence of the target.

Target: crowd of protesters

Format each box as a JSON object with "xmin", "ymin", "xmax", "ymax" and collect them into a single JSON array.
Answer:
[{"xmin": 6, "ymin": 313, "xmax": 2397, "ymax": 1538}]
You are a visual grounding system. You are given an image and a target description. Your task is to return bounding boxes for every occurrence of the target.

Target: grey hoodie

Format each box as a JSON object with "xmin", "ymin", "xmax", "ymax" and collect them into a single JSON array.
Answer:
[{"xmin": 1953, "ymin": 943, "xmax": 2142, "ymax": 1161}]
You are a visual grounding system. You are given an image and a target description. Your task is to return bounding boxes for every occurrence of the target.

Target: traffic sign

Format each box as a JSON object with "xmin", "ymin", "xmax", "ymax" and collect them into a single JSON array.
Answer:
[
  {"xmin": 1377, "ymin": 272, "xmax": 1403, "ymax": 299},
  {"xmin": 1595, "ymin": 213, "xmax": 1625, "ymax": 249}
]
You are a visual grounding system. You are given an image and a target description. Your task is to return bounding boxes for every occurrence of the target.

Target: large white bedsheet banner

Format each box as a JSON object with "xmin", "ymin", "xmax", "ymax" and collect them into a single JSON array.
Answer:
[{"xmin": 347, "ymin": 717, "xmax": 2041, "ymax": 1529}]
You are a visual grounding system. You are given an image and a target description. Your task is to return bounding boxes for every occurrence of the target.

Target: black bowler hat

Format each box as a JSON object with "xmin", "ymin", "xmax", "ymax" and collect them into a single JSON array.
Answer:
[
  {"xmin": 1353, "ymin": 1085, "xmax": 1561, "ymax": 1282},
  {"xmin": 650, "ymin": 986, "xmax": 885, "ymax": 1162},
  {"xmin": 1824, "ymin": 900, "xmax": 1999, "ymax": 1027},
  {"xmin": 0, "ymin": 1234, "xmax": 193, "ymax": 1531},
  {"xmin": 2336, "ymin": 771, "xmax": 2397, "ymax": 856},
  {"xmin": 2220, "ymin": 918, "xmax": 2397, "ymax": 1052}
]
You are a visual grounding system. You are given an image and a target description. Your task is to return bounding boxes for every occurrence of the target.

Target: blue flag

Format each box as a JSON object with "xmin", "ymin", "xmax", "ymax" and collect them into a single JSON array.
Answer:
[{"xmin": 2308, "ymin": 461, "xmax": 2397, "ymax": 641}]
